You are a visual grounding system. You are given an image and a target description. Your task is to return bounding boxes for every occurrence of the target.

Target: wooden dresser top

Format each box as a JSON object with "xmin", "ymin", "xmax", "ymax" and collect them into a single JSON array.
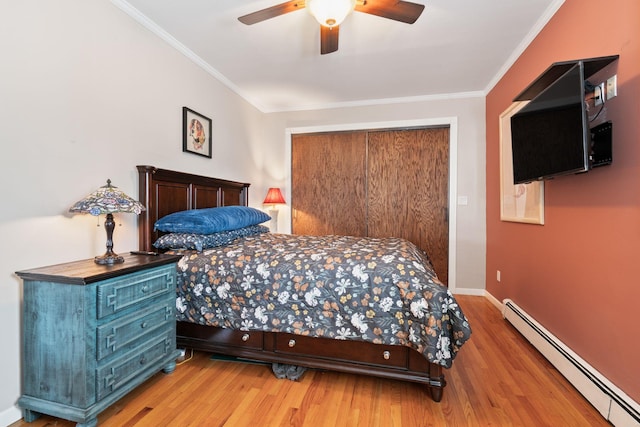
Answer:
[{"xmin": 16, "ymin": 253, "xmax": 182, "ymax": 285}]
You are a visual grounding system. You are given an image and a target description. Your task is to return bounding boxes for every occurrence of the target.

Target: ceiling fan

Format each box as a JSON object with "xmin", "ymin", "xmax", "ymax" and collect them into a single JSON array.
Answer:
[{"xmin": 238, "ymin": 0, "xmax": 425, "ymax": 55}]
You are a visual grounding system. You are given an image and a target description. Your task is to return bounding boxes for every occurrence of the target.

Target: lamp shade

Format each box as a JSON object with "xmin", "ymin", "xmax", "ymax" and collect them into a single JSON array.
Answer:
[
  {"xmin": 69, "ymin": 179, "xmax": 145, "ymax": 215},
  {"xmin": 307, "ymin": 0, "xmax": 356, "ymax": 27},
  {"xmin": 263, "ymin": 187, "xmax": 286, "ymax": 205},
  {"xmin": 69, "ymin": 179, "xmax": 145, "ymax": 265}
]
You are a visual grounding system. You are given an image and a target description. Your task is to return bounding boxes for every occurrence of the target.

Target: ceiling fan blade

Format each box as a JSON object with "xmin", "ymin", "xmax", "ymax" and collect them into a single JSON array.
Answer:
[
  {"xmin": 355, "ymin": 0, "xmax": 425, "ymax": 24},
  {"xmin": 320, "ymin": 25, "xmax": 339, "ymax": 55},
  {"xmin": 238, "ymin": 0, "xmax": 306, "ymax": 25}
]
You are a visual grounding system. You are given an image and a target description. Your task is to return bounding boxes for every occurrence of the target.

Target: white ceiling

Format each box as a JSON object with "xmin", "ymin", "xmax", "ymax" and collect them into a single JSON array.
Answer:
[{"xmin": 113, "ymin": 0, "xmax": 563, "ymax": 113}]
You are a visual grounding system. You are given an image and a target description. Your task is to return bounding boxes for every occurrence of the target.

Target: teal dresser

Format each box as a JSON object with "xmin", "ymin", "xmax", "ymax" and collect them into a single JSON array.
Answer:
[{"xmin": 16, "ymin": 253, "xmax": 183, "ymax": 427}]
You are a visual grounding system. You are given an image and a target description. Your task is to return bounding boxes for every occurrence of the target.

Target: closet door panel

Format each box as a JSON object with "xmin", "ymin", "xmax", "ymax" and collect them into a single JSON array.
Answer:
[
  {"xmin": 367, "ymin": 127, "xmax": 450, "ymax": 284},
  {"xmin": 292, "ymin": 132, "xmax": 367, "ymax": 236}
]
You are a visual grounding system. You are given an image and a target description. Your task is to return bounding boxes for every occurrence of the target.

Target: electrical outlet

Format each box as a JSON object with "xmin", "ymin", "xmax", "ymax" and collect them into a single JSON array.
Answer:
[
  {"xmin": 607, "ymin": 75, "xmax": 617, "ymax": 100},
  {"xmin": 594, "ymin": 83, "xmax": 605, "ymax": 106}
]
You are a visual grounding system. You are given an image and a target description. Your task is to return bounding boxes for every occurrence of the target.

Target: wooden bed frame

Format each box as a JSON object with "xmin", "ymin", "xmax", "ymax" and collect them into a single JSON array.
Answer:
[{"xmin": 137, "ymin": 165, "xmax": 446, "ymax": 402}]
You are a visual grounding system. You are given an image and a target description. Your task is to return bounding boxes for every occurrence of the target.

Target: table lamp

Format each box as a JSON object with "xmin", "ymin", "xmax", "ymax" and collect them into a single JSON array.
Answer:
[
  {"xmin": 69, "ymin": 179, "xmax": 145, "ymax": 265},
  {"xmin": 263, "ymin": 187, "xmax": 286, "ymax": 232}
]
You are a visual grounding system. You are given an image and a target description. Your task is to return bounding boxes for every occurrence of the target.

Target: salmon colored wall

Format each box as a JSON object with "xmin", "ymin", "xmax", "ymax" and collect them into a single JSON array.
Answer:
[{"xmin": 486, "ymin": 0, "xmax": 640, "ymax": 402}]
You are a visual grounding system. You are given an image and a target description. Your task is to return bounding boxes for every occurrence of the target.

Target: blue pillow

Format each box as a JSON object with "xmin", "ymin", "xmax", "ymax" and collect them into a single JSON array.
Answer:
[{"xmin": 154, "ymin": 206, "xmax": 270, "ymax": 234}]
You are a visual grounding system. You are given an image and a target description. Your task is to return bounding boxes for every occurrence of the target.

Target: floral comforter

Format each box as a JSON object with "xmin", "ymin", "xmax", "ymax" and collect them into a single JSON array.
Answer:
[{"xmin": 171, "ymin": 233, "xmax": 471, "ymax": 368}]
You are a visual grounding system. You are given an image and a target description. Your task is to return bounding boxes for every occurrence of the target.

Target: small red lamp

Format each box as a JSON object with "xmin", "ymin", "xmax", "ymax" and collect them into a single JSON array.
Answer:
[{"xmin": 263, "ymin": 187, "xmax": 286, "ymax": 232}]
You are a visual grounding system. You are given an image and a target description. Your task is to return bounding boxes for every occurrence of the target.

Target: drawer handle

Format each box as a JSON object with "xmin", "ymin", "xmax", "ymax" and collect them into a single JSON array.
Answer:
[
  {"xmin": 140, "ymin": 322, "xmax": 148, "ymax": 329},
  {"xmin": 104, "ymin": 372, "xmax": 116, "ymax": 388},
  {"xmin": 288, "ymin": 339, "xmax": 296, "ymax": 348},
  {"xmin": 383, "ymin": 351, "xmax": 390, "ymax": 360},
  {"xmin": 242, "ymin": 333, "xmax": 250, "ymax": 342},
  {"xmin": 140, "ymin": 356, "xmax": 147, "ymax": 365},
  {"xmin": 141, "ymin": 285, "xmax": 149, "ymax": 293}
]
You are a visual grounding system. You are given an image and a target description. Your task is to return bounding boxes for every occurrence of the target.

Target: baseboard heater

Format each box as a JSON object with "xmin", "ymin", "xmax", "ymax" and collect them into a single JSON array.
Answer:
[{"xmin": 502, "ymin": 299, "xmax": 640, "ymax": 427}]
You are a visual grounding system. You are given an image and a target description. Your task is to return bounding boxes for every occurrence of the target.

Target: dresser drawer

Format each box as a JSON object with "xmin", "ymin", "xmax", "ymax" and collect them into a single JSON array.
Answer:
[
  {"xmin": 97, "ymin": 265, "xmax": 175, "ymax": 319},
  {"xmin": 96, "ymin": 329, "xmax": 175, "ymax": 401},
  {"xmin": 177, "ymin": 323, "xmax": 263, "ymax": 350},
  {"xmin": 97, "ymin": 302, "xmax": 174, "ymax": 360},
  {"xmin": 274, "ymin": 333, "xmax": 409, "ymax": 368}
]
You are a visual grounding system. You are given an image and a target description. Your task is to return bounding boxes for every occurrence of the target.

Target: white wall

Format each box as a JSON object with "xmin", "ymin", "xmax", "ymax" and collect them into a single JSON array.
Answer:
[
  {"xmin": 0, "ymin": 1, "xmax": 487, "ymax": 424},
  {"xmin": 0, "ymin": 1, "xmax": 266, "ymax": 424}
]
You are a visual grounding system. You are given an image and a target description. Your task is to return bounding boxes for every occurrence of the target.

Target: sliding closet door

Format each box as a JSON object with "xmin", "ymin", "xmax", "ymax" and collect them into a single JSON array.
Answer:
[
  {"xmin": 367, "ymin": 127, "xmax": 450, "ymax": 285},
  {"xmin": 291, "ymin": 131, "xmax": 367, "ymax": 236}
]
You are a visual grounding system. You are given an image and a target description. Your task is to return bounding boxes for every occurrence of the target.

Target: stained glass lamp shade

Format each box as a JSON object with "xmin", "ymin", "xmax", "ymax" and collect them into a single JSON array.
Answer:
[{"xmin": 69, "ymin": 179, "xmax": 145, "ymax": 265}]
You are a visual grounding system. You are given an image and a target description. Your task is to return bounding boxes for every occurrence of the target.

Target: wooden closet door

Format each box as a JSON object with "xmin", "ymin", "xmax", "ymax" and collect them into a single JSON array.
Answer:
[
  {"xmin": 292, "ymin": 132, "xmax": 367, "ymax": 236},
  {"xmin": 367, "ymin": 127, "xmax": 450, "ymax": 284}
]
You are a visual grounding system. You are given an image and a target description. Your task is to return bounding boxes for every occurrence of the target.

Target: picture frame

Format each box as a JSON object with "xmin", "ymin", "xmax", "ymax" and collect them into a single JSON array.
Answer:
[
  {"xmin": 499, "ymin": 101, "xmax": 544, "ymax": 224},
  {"xmin": 182, "ymin": 107, "xmax": 212, "ymax": 158}
]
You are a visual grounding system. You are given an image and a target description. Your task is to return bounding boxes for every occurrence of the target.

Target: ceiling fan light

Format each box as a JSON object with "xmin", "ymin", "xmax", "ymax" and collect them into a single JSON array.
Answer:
[{"xmin": 307, "ymin": 0, "xmax": 356, "ymax": 27}]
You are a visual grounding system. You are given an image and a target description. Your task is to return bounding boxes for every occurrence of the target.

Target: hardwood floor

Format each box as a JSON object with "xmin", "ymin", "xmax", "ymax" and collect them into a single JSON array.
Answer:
[{"xmin": 11, "ymin": 296, "xmax": 610, "ymax": 427}]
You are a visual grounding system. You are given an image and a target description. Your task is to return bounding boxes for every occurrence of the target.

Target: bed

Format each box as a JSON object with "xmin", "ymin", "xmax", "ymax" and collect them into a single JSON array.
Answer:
[{"xmin": 137, "ymin": 165, "xmax": 471, "ymax": 402}]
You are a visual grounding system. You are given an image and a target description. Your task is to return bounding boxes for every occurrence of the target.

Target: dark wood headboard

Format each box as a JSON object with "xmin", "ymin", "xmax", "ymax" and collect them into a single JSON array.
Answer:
[{"xmin": 136, "ymin": 165, "xmax": 251, "ymax": 252}]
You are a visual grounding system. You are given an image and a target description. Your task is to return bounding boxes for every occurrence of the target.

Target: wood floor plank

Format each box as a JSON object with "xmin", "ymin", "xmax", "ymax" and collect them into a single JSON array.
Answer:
[{"xmin": 10, "ymin": 296, "xmax": 611, "ymax": 427}]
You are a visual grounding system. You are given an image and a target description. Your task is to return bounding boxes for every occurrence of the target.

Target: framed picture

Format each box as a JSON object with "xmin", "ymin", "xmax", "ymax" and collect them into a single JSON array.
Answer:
[
  {"xmin": 499, "ymin": 101, "xmax": 544, "ymax": 224},
  {"xmin": 182, "ymin": 107, "xmax": 212, "ymax": 158}
]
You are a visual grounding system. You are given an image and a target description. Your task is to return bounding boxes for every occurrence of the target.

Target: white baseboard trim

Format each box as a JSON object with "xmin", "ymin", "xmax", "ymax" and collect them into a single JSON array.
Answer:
[
  {"xmin": 502, "ymin": 298, "xmax": 640, "ymax": 427},
  {"xmin": 484, "ymin": 291, "xmax": 502, "ymax": 310},
  {"xmin": 451, "ymin": 287, "xmax": 485, "ymax": 296},
  {"xmin": 0, "ymin": 405, "xmax": 22, "ymax": 427}
]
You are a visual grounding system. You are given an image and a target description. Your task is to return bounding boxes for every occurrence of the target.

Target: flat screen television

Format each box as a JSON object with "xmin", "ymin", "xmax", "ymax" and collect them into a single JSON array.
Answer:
[
  {"xmin": 510, "ymin": 62, "xmax": 590, "ymax": 184},
  {"xmin": 511, "ymin": 56, "xmax": 618, "ymax": 184}
]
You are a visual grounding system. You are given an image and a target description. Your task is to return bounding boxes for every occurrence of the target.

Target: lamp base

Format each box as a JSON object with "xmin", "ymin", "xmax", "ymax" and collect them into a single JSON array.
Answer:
[
  {"xmin": 268, "ymin": 209, "xmax": 279, "ymax": 233},
  {"xmin": 95, "ymin": 212, "xmax": 124, "ymax": 265},
  {"xmin": 94, "ymin": 253, "xmax": 125, "ymax": 265}
]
